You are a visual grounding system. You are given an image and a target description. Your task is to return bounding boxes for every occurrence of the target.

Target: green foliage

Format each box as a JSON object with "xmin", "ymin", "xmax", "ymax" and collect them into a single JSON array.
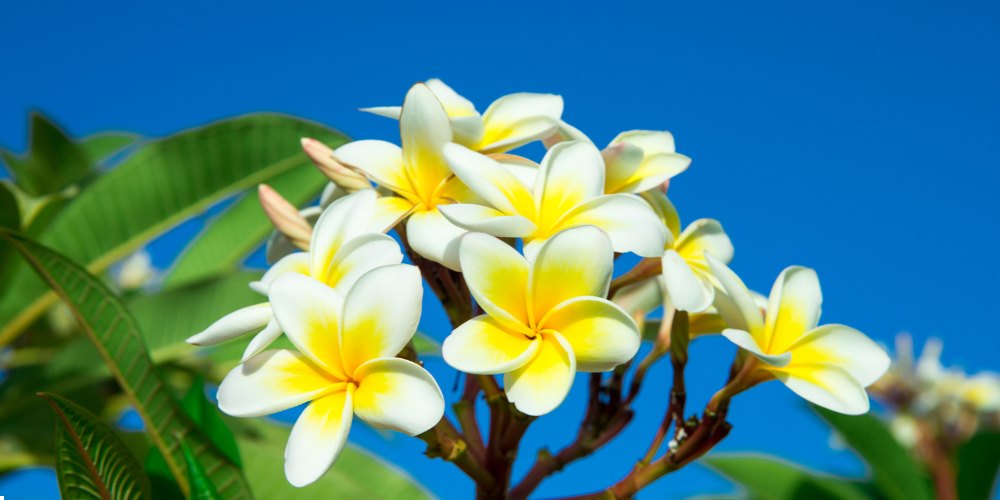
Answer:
[
  {"xmin": 238, "ymin": 420, "xmax": 432, "ymax": 500},
  {"xmin": 702, "ymin": 454, "xmax": 871, "ymax": 500},
  {"xmin": 164, "ymin": 163, "xmax": 330, "ymax": 289},
  {"xmin": 0, "ymin": 112, "xmax": 91, "ymax": 197},
  {"xmin": 40, "ymin": 392, "xmax": 151, "ymax": 500},
  {"xmin": 0, "ymin": 229, "xmax": 251, "ymax": 498},
  {"xmin": 79, "ymin": 133, "xmax": 139, "ymax": 166},
  {"xmin": 813, "ymin": 406, "xmax": 933, "ymax": 500},
  {"xmin": 0, "ymin": 114, "xmax": 347, "ymax": 345},
  {"xmin": 179, "ymin": 439, "xmax": 223, "ymax": 500},
  {"xmin": 0, "ymin": 182, "xmax": 19, "ymax": 230},
  {"xmin": 955, "ymin": 431, "xmax": 1000, "ymax": 500}
]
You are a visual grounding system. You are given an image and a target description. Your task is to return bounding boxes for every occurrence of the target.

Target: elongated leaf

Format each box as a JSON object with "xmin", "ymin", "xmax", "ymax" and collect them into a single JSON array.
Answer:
[
  {"xmin": 956, "ymin": 431, "xmax": 1000, "ymax": 500},
  {"xmin": 702, "ymin": 453, "xmax": 871, "ymax": 500},
  {"xmin": 0, "ymin": 181, "xmax": 18, "ymax": 229},
  {"xmin": 180, "ymin": 438, "xmax": 222, "ymax": 500},
  {"xmin": 80, "ymin": 133, "xmax": 139, "ymax": 165},
  {"xmin": 239, "ymin": 420, "xmax": 431, "ymax": 500},
  {"xmin": 163, "ymin": 163, "xmax": 328, "ymax": 289},
  {"xmin": 40, "ymin": 392, "xmax": 151, "ymax": 500},
  {"xmin": 0, "ymin": 113, "xmax": 348, "ymax": 345},
  {"xmin": 0, "ymin": 112, "xmax": 90, "ymax": 196},
  {"xmin": 0, "ymin": 229, "xmax": 251, "ymax": 498},
  {"xmin": 814, "ymin": 405, "xmax": 933, "ymax": 500}
]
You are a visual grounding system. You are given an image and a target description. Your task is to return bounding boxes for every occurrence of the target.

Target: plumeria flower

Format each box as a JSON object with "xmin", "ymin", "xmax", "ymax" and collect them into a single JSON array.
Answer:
[
  {"xmin": 334, "ymin": 83, "xmax": 472, "ymax": 270},
  {"xmin": 601, "ymin": 131, "xmax": 691, "ymax": 194},
  {"xmin": 647, "ymin": 192, "xmax": 734, "ymax": 313},
  {"xmin": 707, "ymin": 255, "xmax": 890, "ymax": 414},
  {"xmin": 187, "ymin": 189, "xmax": 402, "ymax": 360},
  {"xmin": 362, "ymin": 78, "xmax": 563, "ymax": 154},
  {"xmin": 443, "ymin": 227, "xmax": 641, "ymax": 416},
  {"xmin": 440, "ymin": 140, "xmax": 665, "ymax": 260},
  {"xmin": 217, "ymin": 269, "xmax": 443, "ymax": 487}
]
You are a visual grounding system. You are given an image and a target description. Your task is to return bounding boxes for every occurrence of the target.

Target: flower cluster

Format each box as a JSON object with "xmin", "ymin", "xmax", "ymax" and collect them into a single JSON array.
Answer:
[{"xmin": 188, "ymin": 79, "xmax": 890, "ymax": 486}]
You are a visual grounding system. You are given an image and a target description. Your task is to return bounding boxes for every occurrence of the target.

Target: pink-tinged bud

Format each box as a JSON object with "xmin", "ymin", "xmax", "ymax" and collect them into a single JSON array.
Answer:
[
  {"xmin": 300, "ymin": 137, "xmax": 371, "ymax": 191},
  {"xmin": 258, "ymin": 184, "xmax": 311, "ymax": 250}
]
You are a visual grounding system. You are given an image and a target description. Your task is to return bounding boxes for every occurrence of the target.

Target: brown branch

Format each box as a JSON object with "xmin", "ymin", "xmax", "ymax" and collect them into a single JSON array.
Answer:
[
  {"xmin": 418, "ymin": 419, "xmax": 495, "ymax": 489},
  {"xmin": 608, "ymin": 257, "xmax": 662, "ymax": 298}
]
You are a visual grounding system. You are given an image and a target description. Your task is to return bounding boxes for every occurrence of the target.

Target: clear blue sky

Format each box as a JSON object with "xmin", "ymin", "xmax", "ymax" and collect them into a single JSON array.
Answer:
[{"xmin": 2, "ymin": 1, "xmax": 998, "ymax": 498}]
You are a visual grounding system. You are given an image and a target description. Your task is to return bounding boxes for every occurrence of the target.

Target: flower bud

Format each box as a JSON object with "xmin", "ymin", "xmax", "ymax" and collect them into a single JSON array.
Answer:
[
  {"xmin": 301, "ymin": 137, "xmax": 371, "ymax": 191},
  {"xmin": 258, "ymin": 184, "xmax": 311, "ymax": 250}
]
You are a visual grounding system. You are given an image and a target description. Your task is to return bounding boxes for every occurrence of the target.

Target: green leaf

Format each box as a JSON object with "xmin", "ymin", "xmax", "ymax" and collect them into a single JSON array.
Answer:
[
  {"xmin": 163, "ymin": 163, "xmax": 328, "ymax": 289},
  {"xmin": 239, "ymin": 420, "xmax": 431, "ymax": 500},
  {"xmin": 0, "ymin": 112, "xmax": 91, "ymax": 197},
  {"xmin": 956, "ymin": 431, "xmax": 1000, "ymax": 500},
  {"xmin": 0, "ymin": 229, "xmax": 251, "ymax": 498},
  {"xmin": 80, "ymin": 133, "xmax": 139, "ymax": 165},
  {"xmin": 39, "ymin": 392, "xmax": 151, "ymax": 500},
  {"xmin": 0, "ymin": 113, "xmax": 348, "ymax": 346},
  {"xmin": 411, "ymin": 332, "xmax": 441, "ymax": 356},
  {"xmin": 180, "ymin": 438, "xmax": 223, "ymax": 500},
  {"xmin": 0, "ymin": 181, "xmax": 18, "ymax": 229},
  {"xmin": 702, "ymin": 453, "xmax": 871, "ymax": 500},
  {"xmin": 813, "ymin": 405, "xmax": 933, "ymax": 500}
]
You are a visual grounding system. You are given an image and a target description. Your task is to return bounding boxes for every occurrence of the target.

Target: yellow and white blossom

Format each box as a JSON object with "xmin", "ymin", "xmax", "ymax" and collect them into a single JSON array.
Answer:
[
  {"xmin": 187, "ymin": 189, "xmax": 401, "ymax": 360},
  {"xmin": 217, "ymin": 269, "xmax": 443, "ymax": 487},
  {"xmin": 707, "ymin": 255, "xmax": 890, "ymax": 414},
  {"xmin": 443, "ymin": 227, "xmax": 640, "ymax": 416},
  {"xmin": 362, "ymin": 78, "xmax": 563, "ymax": 154},
  {"xmin": 440, "ymin": 140, "xmax": 666, "ymax": 260},
  {"xmin": 334, "ymin": 83, "xmax": 475, "ymax": 270},
  {"xmin": 601, "ymin": 131, "xmax": 691, "ymax": 194},
  {"xmin": 647, "ymin": 192, "xmax": 733, "ymax": 313}
]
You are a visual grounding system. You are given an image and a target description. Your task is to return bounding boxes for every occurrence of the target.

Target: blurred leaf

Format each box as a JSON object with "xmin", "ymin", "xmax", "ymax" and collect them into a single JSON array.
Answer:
[
  {"xmin": 411, "ymin": 332, "xmax": 441, "ymax": 356},
  {"xmin": 0, "ymin": 112, "xmax": 90, "ymax": 197},
  {"xmin": 0, "ymin": 229, "xmax": 251, "ymax": 498},
  {"xmin": 956, "ymin": 431, "xmax": 1000, "ymax": 500},
  {"xmin": 702, "ymin": 453, "xmax": 870, "ymax": 500},
  {"xmin": 0, "ymin": 182, "xmax": 18, "ymax": 229},
  {"xmin": 163, "ymin": 163, "xmax": 328, "ymax": 289},
  {"xmin": 40, "ymin": 392, "xmax": 151, "ymax": 500},
  {"xmin": 0, "ymin": 113, "xmax": 347, "ymax": 346},
  {"xmin": 80, "ymin": 133, "xmax": 139, "ymax": 165},
  {"xmin": 813, "ymin": 406, "xmax": 933, "ymax": 500},
  {"xmin": 180, "ymin": 438, "xmax": 222, "ymax": 500},
  {"xmin": 239, "ymin": 420, "xmax": 431, "ymax": 500}
]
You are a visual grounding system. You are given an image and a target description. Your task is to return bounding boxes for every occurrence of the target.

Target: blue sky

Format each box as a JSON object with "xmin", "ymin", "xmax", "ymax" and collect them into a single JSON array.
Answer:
[{"xmin": 2, "ymin": 0, "xmax": 998, "ymax": 498}]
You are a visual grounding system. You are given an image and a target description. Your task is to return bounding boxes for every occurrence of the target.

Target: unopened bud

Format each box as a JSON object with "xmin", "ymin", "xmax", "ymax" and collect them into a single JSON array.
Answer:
[
  {"xmin": 301, "ymin": 137, "xmax": 371, "ymax": 191},
  {"xmin": 258, "ymin": 184, "xmax": 311, "ymax": 250}
]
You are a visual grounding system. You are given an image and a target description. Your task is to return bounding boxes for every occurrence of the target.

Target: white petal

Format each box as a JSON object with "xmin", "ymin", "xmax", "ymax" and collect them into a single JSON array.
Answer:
[
  {"xmin": 458, "ymin": 232, "xmax": 532, "ymax": 333},
  {"xmin": 561, "ymin": 194, "xmax": 666, "ymax": 257},
  {"xmin": 425, "ymin": 78, "xmax": 478, "ymax": 117},
  {"xmin": 285, "ymin": 388, "xmax": 354, "ymax": 487},
  {"xmin": 787, "ymin": 324, "xmax": 890, "ymax": 387},
  {"xmin": 400, "ymin": 83, "xmax": 453, "ymax": 198},
  {"xmin": 443, "ymin": 143, "xmax": 534, "ymax": 216},
  {"xmin": 310, "ymin": 189, "xmax": 377, "ymax": 278},
  {"xmin": 531, "ymin": 225, "xmax": 613, "ymax": 319},
  {"xmin": 353, "ymin": 357, "xmax": 445, "ymax": 435},
  {"xmin": 269, "ymin": 273, "xmax": 347, "ymax": 378},
  {"xmin": 333, "ymin": 141, "xmax": 409, "ymax": 193},
  {"xmin": 611, "ymin": 130, "xmax": 676, "ymax": 156},
  {"xmin": 601, "ymin": 142, "xmax": 645, "ymax": 194},
  {"xmin": 765, "ymin": 266, "xmax": 823, "ymax": 354},
  {"xmin": 370, "ymin": 196, "xmax": 414, "ymax": 233},
  {"xmin": 323, "ymin": 233, "xmax": 404, "ymax": 294},
  {"xmin": 405, "ymin": 208, "xmax": 466, "ymax": 271},
  {"xmin": 492, "ymin": 153, "xmax": 540, "ymax": 189},
  {"xmin": 443, "ymin": 315, "xmax": 538, "ymax": 374},
  {"xmin": 217, "ymin": 349, "xmax": 341, "ymax": 418},
  {"xmin": 721, "ymin": 328, "xmax": 791, "ymax": 367},
  {"xmin": 186, "ymin": 303, "xmax": 272, "ymax": 346},
  {"xmin": 504, "ymin": 332, "xmax": 576, "ymax": 416},
  {"xmin": 539, "ymin": 297, "xmax": 640, "ymax": 372},
  {"xmin": 773, "ymin": 365, "xmax": 870, "ymax": 415},
  {"xmin": 251, "ymin": 252, "xmax": 311, "ymax": 295},
  {"xmin": 341, "ymin": 264, "xmax": 423, "ymax": 374},
  {"xmin": 641, "ymin": 191, "xmax": 681, "ymax": 242},
  {"xmin": 480, "ymin": 93, "xmax": 563, "ymax": 153},
  {"xmin": 675, "ymin": 219, "xmax": 734, "ymax": 265},
  {"xmin": 661, "ymin": 250, "xmax": 714, "ymax": 312},
  {"xmin": 706, "ymin": 254, "xmax": 765, "ymax": 337},
  {"xmin": 360, "ymin": 106, "xmax": 401, "ymax": 119},
  {"xmin": 242, "ymin": 317, "xmax": 283, "ymax": 361},
  {"xmin": 439, "ymin": 204, "xmax": 536, "ymax": 237},
  {"xmin": 624, "ymin": 152, "xmax": 691, "ymax": 193},
  {"xmin": 542, "ymin": 119, "xmax": 592, "ymax": 149},
  {"xmin": 535, "ymin": 141, "xmax": 605, "ymax": 223}
]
